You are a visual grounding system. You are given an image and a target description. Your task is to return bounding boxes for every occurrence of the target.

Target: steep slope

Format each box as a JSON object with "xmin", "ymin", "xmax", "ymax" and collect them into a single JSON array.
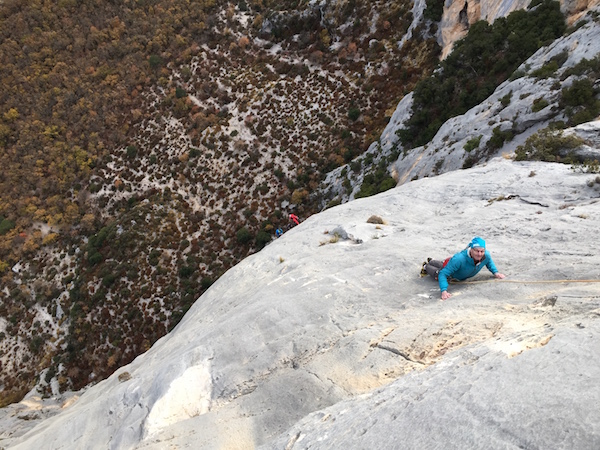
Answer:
[
  {"xmin": 393, "ymin": 8, "xmax": 600, "ymax": 183},
  {"xmin": 438, "ymin": 0, "xmax": 600, "ymax": 58},
  {"xmin": 265, "ymin": 309, "xmax": 600, "ymax": 449},
  {"xmin": 1, "ymin": 0, "xmax": 597, "ymax": 409},
  {"xmin": 320, "ymin": 4, "xmax": 600, "ymax": 205},
  {"xmin": 0, "ymin": 0, "xmax": 438, "ymax": 401},
  {"xmin": 0, "ymin": 0, "xmax": 598, "ymax": 436},
  {"xmin": 3, "ymin": 156, "xmax": 600, "ymax": 449}
]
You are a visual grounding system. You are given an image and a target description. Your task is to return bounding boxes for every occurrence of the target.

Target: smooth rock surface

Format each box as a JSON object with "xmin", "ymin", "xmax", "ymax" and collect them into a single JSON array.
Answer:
[{"xmin": 4, "ymin": 157, "xmax": 600, "ymax": 449}]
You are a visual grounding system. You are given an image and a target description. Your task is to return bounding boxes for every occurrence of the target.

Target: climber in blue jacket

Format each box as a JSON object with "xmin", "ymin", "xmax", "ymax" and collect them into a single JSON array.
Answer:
[{"xmin": 423, "ymin": 236, "xmax": 505, "ymax": 300}]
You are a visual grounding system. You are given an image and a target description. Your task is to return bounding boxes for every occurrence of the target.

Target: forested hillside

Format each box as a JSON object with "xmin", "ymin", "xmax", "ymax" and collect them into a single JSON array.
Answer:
[{"xmin": 0, "ymin": 0, "xmax": 439, "ymax": 404}]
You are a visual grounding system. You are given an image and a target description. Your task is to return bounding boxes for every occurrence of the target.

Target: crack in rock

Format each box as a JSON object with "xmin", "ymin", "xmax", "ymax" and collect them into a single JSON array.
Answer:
[
  {"xmin": 284, "ymin": 431, "xmax": 301, "ymax": 450},
  {"xmin": 376, "ymin": 344, "xmax": 426, "ymax": 365}
]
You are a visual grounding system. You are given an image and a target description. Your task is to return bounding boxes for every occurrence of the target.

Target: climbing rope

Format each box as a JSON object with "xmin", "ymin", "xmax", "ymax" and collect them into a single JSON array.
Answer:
[{"xmin": 455, "ymin": 278, "xmax": 600, "ymax": 284}]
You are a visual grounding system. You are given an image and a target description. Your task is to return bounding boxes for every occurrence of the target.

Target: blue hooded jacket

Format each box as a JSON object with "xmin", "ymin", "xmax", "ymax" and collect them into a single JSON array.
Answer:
[{"xmin": 438, "ymin": 247, "xmax": 498, "ymax": 292}]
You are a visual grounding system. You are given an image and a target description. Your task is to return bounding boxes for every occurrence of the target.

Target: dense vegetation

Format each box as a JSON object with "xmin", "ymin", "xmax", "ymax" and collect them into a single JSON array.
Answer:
[
  {"xmin": 0, "ymin": 0, "xmax": 223, "ymax": 405},
  {"xmin": 0, "ymin": 0, "xmax": 217, "ymax": 237},
  {"xmin": 515, "ymin": 54, "xmax": 600, "ymax": 165},
  {"xmin": 560, "ymin": 55, "xmax": 600, "ymax": 126},
  {"xmin": 514, "ymin": 128, "xmax": 584, "ymax": 162},
  {"xmin": 397, "ymin": 0, "xmax": 566, "ymax": 148}
]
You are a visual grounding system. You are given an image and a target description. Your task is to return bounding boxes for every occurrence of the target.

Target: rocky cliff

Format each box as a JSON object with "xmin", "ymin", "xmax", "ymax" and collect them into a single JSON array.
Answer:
[
  {"xmin": 321, "ymin": 4, "xmax": 600, "ymax": 204},
  {"xmin": 2, "ymin": 151, "xmax": 600, "ymax": 448},
  {"xmin": 1, "ymin": 1, "xmax": 599, "ymax": 449},
  {"xmin": 394, "ymin": 12, "xmax": 600, "ymax": 184},
  {"xmin": 440, "ymin": 0, "xmax": 600, "ymax": 58}
]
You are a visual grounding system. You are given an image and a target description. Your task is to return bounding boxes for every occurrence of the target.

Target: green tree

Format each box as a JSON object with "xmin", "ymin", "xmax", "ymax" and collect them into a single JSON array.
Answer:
[
  {"xmin": 236, "ymin": 227, "xmax": 252, "ymax": 244},
  {"xmin": 255, "ymin": 230, "xmax": 271, "ymax": 249}
]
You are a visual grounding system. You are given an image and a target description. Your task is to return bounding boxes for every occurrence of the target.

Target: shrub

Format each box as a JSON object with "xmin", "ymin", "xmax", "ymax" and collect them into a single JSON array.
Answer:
[
  {"xmin": 255, "ymin": 230, "xmax": 271, "ymax": 249},
  {"xmin": 568, "ymin": 107, "xmax": 599, "ymax": 125},
  {"xmin": 464, "ymin": 135, "xmax": 482, "ymax": 152},
  {"xmin": 486, "ymin": 126, "xmax": 513, "ymax": 150},
  {"xmin": 342, "ymin": 177, "xmax": 352, "ymax": 194},
  {"xmin": 578, "ymin": 161, "xmax": 600, "ymax": 174},
  {"xmin": 530, "ymin": 60, "xmax": 559, "ymax": 78},
  {"xmin": 148, "ymin": 249, "xmax": 160, "ymax": 266},
  {"xmin": 500, "ymin": 91, "xmax": 512, "ymax": 107},
  {"xmin": 0, "ymin": 218, "xmax": 15, "ymax": 235},
  {"xmin": 290, "ymin": 189, "xmax": 308, "ymax": 204},
  {"xmin": 326, "ymin": 199, "xmax": 342, "ymax": 209},
  {"xmin": 42, "ymin": 233, "xmax": 58, "ymax": 245},
  {"xmin": 148, "ymin": 55, "xmax": 162, "ymax": 69},
  {"xmin": 102, "ymin": 273, "xmax": 118, "ymax": 287},
  {"xmin": 0, "ymin": 124, "xmax": 11, "ymax": 146},
  {"xmin": 423, "ymin": 0, "xmax": 444, "ymax": 22},
  {"xmin": 565, "ymin": 19, "xmax": 588, "ymax": 35},
  {"xmin": 379, "ymin": 177, "xmax": 396, "ymax": 191},
  {"xmin": 126, "ymin": 145, "xmax": 138, "ymax": 159},
  {"xmin": 509, "ymin": 69, "xmax": 527, "ymax": 81},
  {"xmin": 551, "ymin": 49, "xmax": 569, "ymax": 67},
  {"xmin": 178, "ymin": 265, "xmax": 195, "ymax": 278},
  {"xmin": 462, "ymin": 154, "xmax": 480, "ymax": 168},
  {"xmin": 355, "ymin": 162, "xmax": 396, "ymax": 199},
  {"xmin": 514, "ymin": 128, "xmax": 583, "ymax": 162},
  {"xmin": 561, "ymin": 78, "xmax": 594, "ymax": 106},
  {"xmin": 201, "ymin": 277, "xmax": 213, "ymax": 290},
  {"xmin": 560, "ymin": 77, "xmax": 600, "ymax": 125},
  {"xmin": 562, "ymin": 55, "xmax": 600, "ymax": 78},
  {"xmin": 348, "ymin": 107, "xmax": 360, "ymax": 121},
  {"xmin": 236, "ymin": 227, "xmax": 252, "ymax": 244},
  {"xmin": 350, "ymin": 160, "xmax": 361, "ymax": 172},
  {"xmin": 29, "ymin": 335, "xmax": 44, "ymax": 354},
  {"xmin": 88, "ymin": 250, "xmax": 103, "ymax": 266},
  {"xmin": 531, "ymin": 97, "xmax": 550, "ymax": 112}
]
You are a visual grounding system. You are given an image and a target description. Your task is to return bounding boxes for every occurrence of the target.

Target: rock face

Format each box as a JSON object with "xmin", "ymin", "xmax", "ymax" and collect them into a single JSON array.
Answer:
[
  {"xmin": 319, "ymin": 6, "xmax": 600, "ymax": 207},
  {"xmin": 439, "ymin": 0, "xmax": 600, "ymax": 58},
  {"xmin": 264, "ymin": 321, "xmax": 600, "ymax": 450},
  {"xmin": 2, "ymin": 3, "xmax": 600, "ymax": 449},
  {"xmin": 3, "ymin": 156, "xmax": 600, "ymax": 449},
  {"xmin": 440, "ymin": 0, "xmax": 529, "ymax": 58},
  {"xmin": 562, "ymin": 0, "xmax": 600, "ymax": 22},
  {"xmin": 393, "ymin": 10, "xmax": 600, "ymax": 187}
]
